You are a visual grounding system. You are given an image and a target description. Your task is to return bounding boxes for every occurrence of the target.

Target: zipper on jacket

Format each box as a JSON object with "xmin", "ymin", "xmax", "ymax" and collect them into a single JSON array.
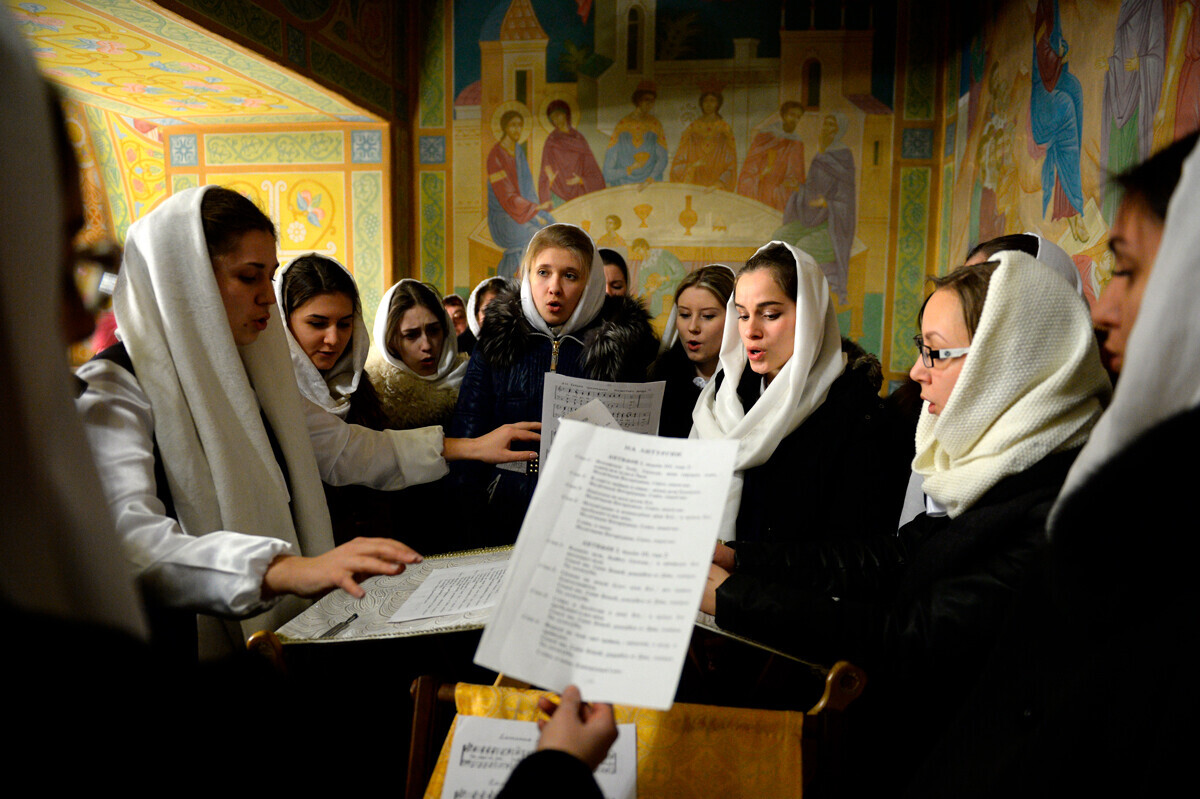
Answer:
[{"xmin": 550, "ymin": 339, "xmax": 561, "ymax": 372}]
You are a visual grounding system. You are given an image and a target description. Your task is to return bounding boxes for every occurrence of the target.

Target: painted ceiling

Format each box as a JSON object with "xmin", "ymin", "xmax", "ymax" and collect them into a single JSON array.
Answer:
[{"xmin": 7, "ymin": 0, "xmax": 380, "ymax": 124}]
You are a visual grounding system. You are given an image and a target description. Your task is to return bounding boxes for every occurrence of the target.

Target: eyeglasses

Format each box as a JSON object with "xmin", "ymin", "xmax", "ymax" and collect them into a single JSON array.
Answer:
[{"xmin": 912, "ymin": 335, "xmax": 970, "ymax": 369}]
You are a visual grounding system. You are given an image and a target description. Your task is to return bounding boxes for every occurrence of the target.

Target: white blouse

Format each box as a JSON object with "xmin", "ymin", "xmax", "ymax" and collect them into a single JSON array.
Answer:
[{"xmin": 76, "ymin": 357, "xmax": 447, "ymax": 617}]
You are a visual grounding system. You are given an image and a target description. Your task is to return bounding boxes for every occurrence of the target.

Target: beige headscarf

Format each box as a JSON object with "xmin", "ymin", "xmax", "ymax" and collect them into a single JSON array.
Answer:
[
  {"xmin": 371, "ymin": 278, "xmax": 468, "ymax": 389},
  {"xmin": 913, "ymin": 251, "xmax": 1111, "ymax": 518},
  {"xmin": 1051, "ymin": 136, "xmax": 1200, "ymax": 528},
  {"xmin": 691, "ymin": 241, "xmax": 846, "ymax": 539},
  {"xmin": 0, "ymin": 17, "xmax": 145, "ymax": 638},
  {"xmin": 114, "ymin": 186, "xmax": 335, "ymax": 639},
  {"xmin": 274, "ymin": 254, "xmax": 371, "ymax": 418}
]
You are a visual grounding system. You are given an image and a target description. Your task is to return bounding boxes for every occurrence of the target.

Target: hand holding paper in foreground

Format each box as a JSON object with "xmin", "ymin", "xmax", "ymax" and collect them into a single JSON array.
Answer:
[
  {"xmin": 537, "ymin": 685, "xmax": 618, "ymax": 771},
  {"xmin": 700, "ymin": 563, "xmax": 731, "ymax": 615}
]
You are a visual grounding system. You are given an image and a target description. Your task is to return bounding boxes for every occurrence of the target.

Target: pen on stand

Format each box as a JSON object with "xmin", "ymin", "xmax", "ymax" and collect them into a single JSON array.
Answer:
[{"xmin": 319, "ymin": 612, "xmax": 358, "ymax": 639}]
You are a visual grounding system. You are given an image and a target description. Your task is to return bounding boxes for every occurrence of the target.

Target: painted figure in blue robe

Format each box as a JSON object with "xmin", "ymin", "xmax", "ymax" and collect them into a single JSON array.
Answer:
[
  {"xmin": 603, "ymin": 86, "xmax": 668, "ymax": 187},
  {"xmin": 1030, "ymin": 0, "xmax": 1088, "ymax": 241},
  {"xmin": 487, "ymin": 111, "xmax": 554, "ymax": 279}
]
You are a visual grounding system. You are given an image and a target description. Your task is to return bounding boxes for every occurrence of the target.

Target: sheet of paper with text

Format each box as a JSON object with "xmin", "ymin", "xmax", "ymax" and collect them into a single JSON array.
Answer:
[{"xmin": 475, "ymin": 420, "xmax": 737, "ymax": 710}]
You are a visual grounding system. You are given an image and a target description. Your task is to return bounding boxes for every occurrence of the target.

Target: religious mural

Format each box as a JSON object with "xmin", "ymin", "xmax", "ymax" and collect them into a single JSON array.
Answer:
[
  {"xmin": 944, "ymin": 0, "xmax": 1200, "ymax": 314},
  {"xmin": 438, "ymin": 0, "xmax": 891, "ymax": 347}
]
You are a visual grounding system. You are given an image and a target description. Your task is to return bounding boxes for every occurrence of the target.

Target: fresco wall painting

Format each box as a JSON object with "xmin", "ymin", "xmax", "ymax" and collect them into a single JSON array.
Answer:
[
  {"xmin": 427, "ymin": 0, "xmax": 900, "ymax": 371},
  {"xmin": 11, "ymin": 0, "xmax": 396, "ymax": 329}
]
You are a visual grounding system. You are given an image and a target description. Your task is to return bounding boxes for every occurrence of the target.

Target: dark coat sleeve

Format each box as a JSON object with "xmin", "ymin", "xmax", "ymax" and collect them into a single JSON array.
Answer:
[
  {"xmin": 716, "ymin": 451, "xmax": 1075, "ymax": 677},
  {"xmin": 497, "ymin": 749, "xmax": 604, "ymax": 799}
]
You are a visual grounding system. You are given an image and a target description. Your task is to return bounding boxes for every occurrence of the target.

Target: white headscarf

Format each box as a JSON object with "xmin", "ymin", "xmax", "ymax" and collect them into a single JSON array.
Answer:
[
  {"xmin": 372, "ymin": 278, "xmax": 468, "ymax": 389},
  {"xmin": 658, "ymin": 263, "xmax": 736, "ymax": 353},
  {"xmin": 518, "ymin": 223, "xmax": 608, "ymax": 338},
  {"xmin": 913, "ymin": 252, "xmax": 1111, "ymax": 518},
  {"xmin": 113, "ymin": 186, "xmax": 335, "ymax": 636},
  {"xmin": 467, "ymin": 276, "xmax": 515, "ymax": 338},
  {"xmin": 274, "ymin": 254, "xmax": 370, "ymax": 418},
  {"xmin": 0, "ymin": 17, "xmax": 145, "ymax": 638},
  {"xmin": 1024, "ymin": 231, "xmax": 1085, "ymax": 297},
  {"xmin": 1051, "ymin": 136, "xmax": 1200, "ymax": 526},
  {"xmin": 691, "ymin": 241, "xmax": 846, "ymax": 539}
]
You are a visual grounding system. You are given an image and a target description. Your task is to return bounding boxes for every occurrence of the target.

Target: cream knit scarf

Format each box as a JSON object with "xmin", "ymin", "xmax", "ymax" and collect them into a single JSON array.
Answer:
[{"xmin": 913, "ymin": 251, "xmax": 1111, "ymax": 518}]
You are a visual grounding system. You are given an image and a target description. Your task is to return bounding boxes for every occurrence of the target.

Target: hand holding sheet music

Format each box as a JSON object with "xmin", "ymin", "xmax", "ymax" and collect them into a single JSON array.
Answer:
[{"xmin": 476, "ymin": 420, "xmax": 737, "ymax": 709}]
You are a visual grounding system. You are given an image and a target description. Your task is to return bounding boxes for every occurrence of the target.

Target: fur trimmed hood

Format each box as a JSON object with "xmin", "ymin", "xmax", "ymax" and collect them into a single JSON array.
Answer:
[{"xmin": 476, "ymin": 287, "xmax": 657, "ymax": 382}]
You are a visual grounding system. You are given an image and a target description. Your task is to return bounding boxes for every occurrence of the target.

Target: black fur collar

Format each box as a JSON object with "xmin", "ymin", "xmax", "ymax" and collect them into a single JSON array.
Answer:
[{"xmin": 477, "ymin": 287, "xmax": 657, "ymax": 382}]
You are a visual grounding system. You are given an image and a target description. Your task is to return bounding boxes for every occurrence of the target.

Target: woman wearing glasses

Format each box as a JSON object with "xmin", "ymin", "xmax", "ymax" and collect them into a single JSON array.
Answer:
[{"xmin": 701, "ymin": 253, "xmax": 1110, "ymax": 794}]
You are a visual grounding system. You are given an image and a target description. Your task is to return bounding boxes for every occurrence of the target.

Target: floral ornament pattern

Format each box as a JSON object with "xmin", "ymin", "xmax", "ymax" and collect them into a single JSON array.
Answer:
[
  {"xmin": 297, "ymin": 189, "xmax": 326, "ymax": 228},
  {"xmin": 287, "ymin": 221, "xmax": 308, "ymax": 243}
]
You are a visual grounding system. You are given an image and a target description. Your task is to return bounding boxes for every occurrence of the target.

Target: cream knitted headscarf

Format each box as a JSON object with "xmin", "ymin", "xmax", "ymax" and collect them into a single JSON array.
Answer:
[
  {"xmin": 691, "ymin": 242, "xmax": 846, "ymax": 539},
  {"xmin": 274, "ymin": 254, "xmax": 371, "ymax": 418},
  {"xmin": 371, "ymin": 279, "xmax": 468, "ymax": 390},
  {"xmin": 913, "ymin": 251, "xmax": 1111, "ymax": 518}
]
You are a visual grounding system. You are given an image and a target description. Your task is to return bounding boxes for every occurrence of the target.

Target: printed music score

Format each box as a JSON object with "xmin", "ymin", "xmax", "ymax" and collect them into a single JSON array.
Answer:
[{"xmin": 539, "ymin": 373, "xmax": 665, "ymax": 466}]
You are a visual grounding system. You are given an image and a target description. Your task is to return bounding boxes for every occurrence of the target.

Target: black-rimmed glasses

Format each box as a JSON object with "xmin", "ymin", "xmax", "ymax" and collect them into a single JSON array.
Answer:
[{"xmin": 913, "ymin": 335, "xmax": 970, "ymax": 368}]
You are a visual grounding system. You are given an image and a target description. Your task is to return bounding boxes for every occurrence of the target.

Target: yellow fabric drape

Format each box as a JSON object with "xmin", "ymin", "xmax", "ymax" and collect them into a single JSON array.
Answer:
[{"xmin": 423, "ymin": 684, "xmax": 806, "ymax": 798}]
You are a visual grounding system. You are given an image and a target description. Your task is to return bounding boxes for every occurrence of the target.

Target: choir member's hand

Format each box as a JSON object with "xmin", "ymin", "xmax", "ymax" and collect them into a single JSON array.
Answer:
[
  {"xmin": 262, "ymin": 538, "xmax": 422, "ymax": 599},
  {"xmin": 713, "ymin": 541, "xmax": 736, "ymax": 572},
  {"xmin": 700, "ymin": 563, "xmax": 730, "ymax": 615},
  {"xmin": 443, "ymin": 422, "xmax": 541, "ymax": 464},
  {"xmin": 536, "ymin": 685, "xmax": 618, "ymax": 772}
]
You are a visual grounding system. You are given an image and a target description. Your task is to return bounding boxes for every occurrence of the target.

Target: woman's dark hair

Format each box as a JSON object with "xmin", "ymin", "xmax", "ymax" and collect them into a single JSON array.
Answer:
[
  {"xmin": 200, "ymin": 187, "xmax": 275, "ymax": 260},
  {"xmin": 632, "ymin": 88, "xmax": 656, "ymax": 105},
  {"xmin": 739, "ymin": 243, "xmax": 799, "ymax": 301},
  {"xmin": 965, "ymin": 234, "xmax": 1038, "ymax": 263},
  {"xmin": 918, "ymin": 261, "xmax": 1000, "ymax": 340},
  {"xmin": 1112, "ymin": 130, "xmax": 1198, "ymax": 222},
  {"xmin": 281, "ymin": 254, "xmax": 360, "ymax": 317},
  {"xmin": 598, "ymin": 248, "xmax": 628, "ymax": 282},
  {"xmin": 675, "ymin": 265, "xmax": 734, "ymax": 306},
  {"xmin": 779, "ymin": 101, "xmax": 803, "ymax": 117},
  {"xmin": 546, "ymin": 99, "xmax": 571, "ymax": 125},
  {"xmin": 443, "ymin": 293, "xmax": 466, "ymax": 311},
  {"xmin": 386, "ymin": 281, "xmax": 446, "ymax": 358},
  {"xmin": 476, "ymin": 275, "xmax": 508, "ymax": 305}
]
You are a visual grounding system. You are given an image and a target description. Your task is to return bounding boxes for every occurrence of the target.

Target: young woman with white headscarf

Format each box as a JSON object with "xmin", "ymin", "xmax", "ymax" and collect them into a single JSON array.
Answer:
[
  {"xmin": 692, "ymin": 241, "xmax": 911, "ymax": 545},
  {"xmin": 76, "ymin": 186, "xmax": 539, "ymax": 657},
  {"xmin": 459, "ymin": 275, "xmax": 512, "ymax": 355},
  {"xmin": 449, "ymin": 223, "xmax": 658, "ymax": 544},
  {"xmin": 702, "ymin": 252, "xmax": 1110, "ymax": 794},
  {"xmin": 903, "ymin": 133, "xmax": 1200, "ymax": 799},
  {"xmin": 366, "ymin": 279, "xmax": 468, "ymax": 429},
  {"xmin": 276, "ymin": 252, "xmax": 388, "ymax": 428}
]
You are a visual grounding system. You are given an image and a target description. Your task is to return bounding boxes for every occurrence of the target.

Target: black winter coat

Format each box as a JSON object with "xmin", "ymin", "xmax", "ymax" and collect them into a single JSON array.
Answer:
[
  {"xmin": 717, "ymin": 447, "xmax": 1080, "ymax": 795},
  {"xmin": 729, "ymin": 338, "xmax": 912, "ymax": 545},
  {"xmin": 649, "ymin": 342, "xmax": 706, "ymax": 439},
  {"xmin": 448, "ymin": 288, "xmax": 657, "ymax": 544},
  {"xmin": 905, "ymin": 406, "xmax": 1200, "ymax": 798}
]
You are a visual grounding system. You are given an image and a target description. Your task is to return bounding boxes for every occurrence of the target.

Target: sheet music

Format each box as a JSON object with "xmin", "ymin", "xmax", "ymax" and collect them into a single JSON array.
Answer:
[
  {"xmin": 539, "ymin": 374, "xmax": 665, "ymax": 466},
  {"xmin": 476, "ymin": 420, "xmax": 737, "ymax": 710},
  {"xmin": 443, "ymin": 716, "xmax": 636, "ymax": 799},
  {"xmin": 388, "ymin": 561, "xmax": 507, "ymax": 623}
]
